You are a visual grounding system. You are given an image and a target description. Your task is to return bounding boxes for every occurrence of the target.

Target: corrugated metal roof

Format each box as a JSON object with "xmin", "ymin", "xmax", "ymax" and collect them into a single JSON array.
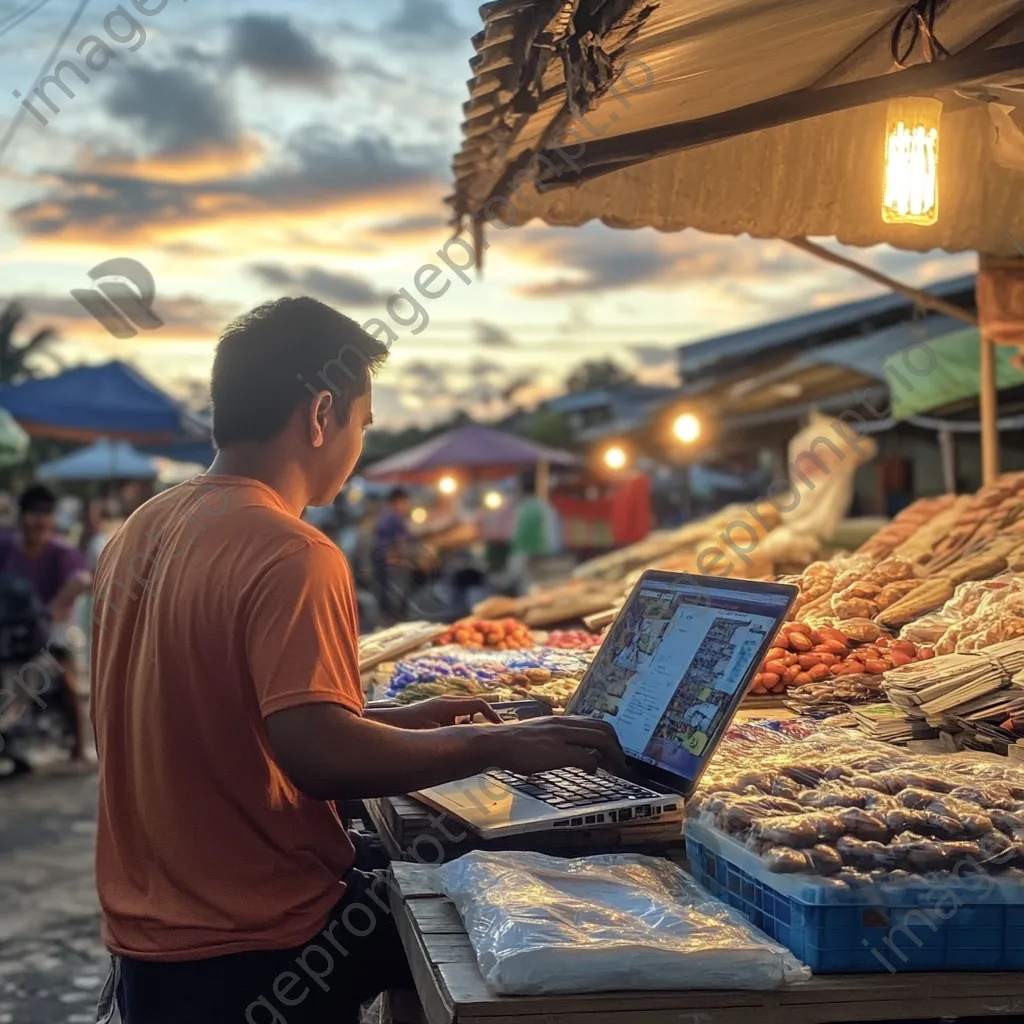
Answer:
[
  {"xmin": 677, "ymin": 274, "xmax": 975, "ymax": 381},
  {"xmin": 450, "ymin": 1, "xmax": 1024, "ymax": 253},
  {"xmin": 449, "ymin": 0, "xmax": 658, "ymax": 223}
]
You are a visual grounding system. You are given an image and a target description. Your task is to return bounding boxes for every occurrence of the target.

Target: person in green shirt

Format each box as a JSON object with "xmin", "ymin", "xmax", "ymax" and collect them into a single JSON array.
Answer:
[{"xmin": 508, "ymin": 474, "xmax": 559, "ymax": 593}]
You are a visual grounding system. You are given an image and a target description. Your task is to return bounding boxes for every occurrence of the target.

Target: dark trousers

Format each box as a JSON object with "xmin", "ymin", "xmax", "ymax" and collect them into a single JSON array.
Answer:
[{"xmin": 98, "ymin": 842, "xmax": 414, "ymax": 1024}]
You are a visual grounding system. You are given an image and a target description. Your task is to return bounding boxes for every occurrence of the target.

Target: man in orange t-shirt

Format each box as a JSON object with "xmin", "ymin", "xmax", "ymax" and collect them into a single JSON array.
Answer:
[{"xmin": 91, "ymin": 297, "xmax": 622, "ymax": 1024}]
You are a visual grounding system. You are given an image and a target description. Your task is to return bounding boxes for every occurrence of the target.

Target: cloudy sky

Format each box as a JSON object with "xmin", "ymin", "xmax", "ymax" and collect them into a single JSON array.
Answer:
[{"xmin": 0, "ymin": 0, "xmax": 977, "ymax": 426}]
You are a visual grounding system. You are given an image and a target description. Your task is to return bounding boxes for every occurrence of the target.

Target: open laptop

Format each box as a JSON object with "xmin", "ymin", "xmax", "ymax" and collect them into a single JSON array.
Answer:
[{"xmin": 416, "ymin": 570, "xmax": 798, "ymax": 838}]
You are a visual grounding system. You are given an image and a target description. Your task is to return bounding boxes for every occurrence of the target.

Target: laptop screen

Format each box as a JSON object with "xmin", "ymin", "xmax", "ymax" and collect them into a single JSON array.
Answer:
[{"xmin": 567, "ymin": 573, "xmax": 793, "ymax": 784}]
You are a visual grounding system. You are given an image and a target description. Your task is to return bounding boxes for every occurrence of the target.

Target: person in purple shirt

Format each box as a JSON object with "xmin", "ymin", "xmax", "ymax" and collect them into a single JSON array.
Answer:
[
  {"xmin": 0, "ymin": 484, "xmax": 92, "ymax": 759},
  {"xmin": 371, "ymin": 487, "xmax": 410, "ymax": 621}
]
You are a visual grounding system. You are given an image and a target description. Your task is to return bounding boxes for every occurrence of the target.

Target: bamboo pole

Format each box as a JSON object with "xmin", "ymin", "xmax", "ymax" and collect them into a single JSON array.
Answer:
[
  {"xmin": 535, "ymin": 458, "xmax": 550, "ymax": 501},
  {"xmin": 979, "ymin": 332, "xmax": 1000, "ymax": 484},
  {"xmin": 938, "ymin": 428, "xmax": 957, "ymax": 494},
  {"xmin": 786, "ymin": 239, "xmax": 978, "ymax": 326}
]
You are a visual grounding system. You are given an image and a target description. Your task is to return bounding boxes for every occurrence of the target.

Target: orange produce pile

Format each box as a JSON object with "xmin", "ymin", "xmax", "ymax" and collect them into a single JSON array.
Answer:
[
  {"xmin": 435, "ymin": 617, "xmax": 534, "ymax": 650},
  {"xmin": 750, "ymin": 621, "xmax": 934, "ymax": 696}
]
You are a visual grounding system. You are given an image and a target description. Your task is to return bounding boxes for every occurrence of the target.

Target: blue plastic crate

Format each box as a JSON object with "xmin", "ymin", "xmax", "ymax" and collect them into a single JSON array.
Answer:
[{"xmin": 685, "ymin": 820, "xmax": 1024, "ymax": 973}]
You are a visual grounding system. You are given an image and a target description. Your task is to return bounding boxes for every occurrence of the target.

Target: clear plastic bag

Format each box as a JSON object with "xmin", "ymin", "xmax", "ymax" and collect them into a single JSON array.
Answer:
[{"xmin": 437, "ymin": 851, "xmax": 811, "ymax": 995}]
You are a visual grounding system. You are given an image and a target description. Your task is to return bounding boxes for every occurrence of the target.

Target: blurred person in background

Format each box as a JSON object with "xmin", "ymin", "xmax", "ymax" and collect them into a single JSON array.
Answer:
[
  {"xmin": 0, "ymin": 483, "xmax": 91, "ymax": 759},
  {"xmin": 507, "ymin": 473, "xmax": 560, "ymax": 595},
  {"xmin": 371, "ymin": 486, "xmax": 411, "ymax": 621}
]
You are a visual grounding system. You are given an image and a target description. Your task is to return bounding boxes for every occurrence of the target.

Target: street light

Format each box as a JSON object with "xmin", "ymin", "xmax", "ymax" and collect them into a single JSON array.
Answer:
[
  {"xmin": 438, "ymin": 475, "xmax": 458, "ymax": 495},
  {"xmin": 672, "ymin": 412, "xmax": 701, "ymax": 445},
  {"xmin": 603, "ymin": 445, "xmax": 628, "ymax": 471}
]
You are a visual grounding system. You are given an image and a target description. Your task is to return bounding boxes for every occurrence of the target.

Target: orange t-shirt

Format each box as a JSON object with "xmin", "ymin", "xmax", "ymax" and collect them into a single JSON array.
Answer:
[{"xmin": 91, "ymin": 476, "xmax": 362, "ymax": 961}]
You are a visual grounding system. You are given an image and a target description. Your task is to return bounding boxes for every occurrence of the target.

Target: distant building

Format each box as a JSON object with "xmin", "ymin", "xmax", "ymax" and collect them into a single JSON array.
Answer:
[{"xmin": 543, "ymin": 383, "xmax": 678, "ymax": 442}]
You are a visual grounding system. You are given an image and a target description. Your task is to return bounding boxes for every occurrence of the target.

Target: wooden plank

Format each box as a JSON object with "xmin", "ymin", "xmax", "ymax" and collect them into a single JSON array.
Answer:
[
  {"xmin": 421, "ymin": 932, "xmax": 477, "ymax": 964},
  {"xmin": 394, "ymin": 863, "xmax": 447, "ymax": 899},
  {"xmin": 535, "ymin": 42, "xmax": 1024, "ymax": 186},
  {"xmin": 980, "ymin": 328, "xmax": 1000, "ymax": 484},
  {"xmin": 392, "ymin": 877, "xmax": 463, "ymax": 1024},
  {"xmin": 437, "ymin": 959, "xmax": 1024, "ymax": 1022},
  {"xmin": 409, "ymin": 901, "xmax": 469, "ymax": 936}
]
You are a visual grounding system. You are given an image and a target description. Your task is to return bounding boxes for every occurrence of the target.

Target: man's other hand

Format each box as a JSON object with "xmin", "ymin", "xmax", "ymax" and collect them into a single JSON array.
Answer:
[
  {"xmin": 489, "ymin": 717, "xmax": 626, "ymax": 776},
  {"xmin": 369, "ymin": 696, "xmax": 502, "ymax": 730}
]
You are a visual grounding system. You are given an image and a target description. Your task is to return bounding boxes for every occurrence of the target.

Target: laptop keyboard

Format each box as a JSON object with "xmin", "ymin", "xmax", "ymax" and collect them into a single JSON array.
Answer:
[{"xmin": 485, "ymin": 767, "xmax": 663, "ymax": 809}]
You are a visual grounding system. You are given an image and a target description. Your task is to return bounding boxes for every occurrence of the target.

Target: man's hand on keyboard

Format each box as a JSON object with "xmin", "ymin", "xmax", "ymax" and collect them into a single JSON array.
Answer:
[{"xmin": 487, "ymin": 717, "xmax": 626, "ymax": 777}]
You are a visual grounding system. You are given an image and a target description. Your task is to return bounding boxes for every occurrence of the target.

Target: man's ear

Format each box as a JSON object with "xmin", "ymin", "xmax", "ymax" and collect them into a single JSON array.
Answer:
[{"xmin": 308, "ymin": 391, "xmax": 333, "ymax": 448}]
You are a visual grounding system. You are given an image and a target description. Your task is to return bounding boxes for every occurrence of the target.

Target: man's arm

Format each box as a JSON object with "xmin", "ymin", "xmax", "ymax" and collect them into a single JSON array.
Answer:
[{"xmin": 265, "ymin": 704, "xmax": 624, "ymax": 801}]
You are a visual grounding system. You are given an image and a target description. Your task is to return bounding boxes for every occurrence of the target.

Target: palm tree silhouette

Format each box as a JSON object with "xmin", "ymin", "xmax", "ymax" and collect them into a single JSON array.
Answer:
[{"xmin": 0, "ymin": 301, "xmax": 61, "ymax": 384}]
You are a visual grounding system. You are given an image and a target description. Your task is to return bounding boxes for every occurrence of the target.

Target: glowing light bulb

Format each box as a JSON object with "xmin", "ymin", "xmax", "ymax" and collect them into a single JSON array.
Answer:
[
  {"xmin": 673, "ymin": 412, "xmax": 701, "ymax": 445},
  {"xmin": 438, "ymin": 475, "xmax": 458, "ymax": 495},
  {"xmin": 882, "ymin": 98, "xmax": 940, "ymax": 226},
  {"xmin": 483, "ymin": 490, "xmax": 504, "ymax": 510},
  {"xmin": 410, "ymin": 507, "xmax": 428, "ymax": 524},
  {"xmin": 603, "ymin": 445, "xmax": 628, "ymax": 471}
]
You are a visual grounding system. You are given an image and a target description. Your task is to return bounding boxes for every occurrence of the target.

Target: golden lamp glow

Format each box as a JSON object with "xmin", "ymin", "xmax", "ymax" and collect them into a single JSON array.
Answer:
[
  {"xmin": 410, "ymin": 507, "xmax": 428, "ymax": 524},
  {"xmin": 483, "ymin": 490, "xmax": 504, "ymax": 510},
  {"xmin": 673, "ymin": 412, "xmax": 701, "ymax": 445},
  {"xmin": 603, "ymin": 445, "xmax": 628, "ymax": 471},
  {"xmin": 882, "ymin": 97, "xmax": 941, "ymax": 226},
  {"xmin": 438, "ymin": 475, "xmax": 459, "ymax": 495}
]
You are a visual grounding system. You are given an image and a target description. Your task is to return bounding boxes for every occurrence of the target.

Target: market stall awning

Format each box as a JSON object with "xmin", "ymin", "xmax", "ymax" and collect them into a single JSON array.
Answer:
[
  {"xmin": 450, "ymin": 1, "xmax": 1024, "ymax": 254},
  {"xmin": 36, "ymin": 438, "xmax": 159, "ymax": 482},
  {"xmin": 364, "ymin": 425, "xmax": 580, "ymax": 484},
  {"xmin": 886, "ymin": 327, "xmax": 1024, "ymax": 419},
  {"xmin": 0, "ymin": 361, "xmax": 210, "ymax": 443}
]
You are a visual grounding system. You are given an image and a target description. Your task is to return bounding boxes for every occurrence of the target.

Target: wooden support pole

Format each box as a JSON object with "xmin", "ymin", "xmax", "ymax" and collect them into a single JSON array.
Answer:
[
  {"xmin": 938, "ymin": 428, "xmax": 957, "ymax": 494},
  {"xmin": 535, "ymin": 458, "xmax": 550, "ymax": 502},
  {"xmin": 979, "ymin": 332, "xmax": 1000, "ymax": 484},
  {"xmin": 786, "ymin": 239, "xmax": 978, "ymax": 325}
]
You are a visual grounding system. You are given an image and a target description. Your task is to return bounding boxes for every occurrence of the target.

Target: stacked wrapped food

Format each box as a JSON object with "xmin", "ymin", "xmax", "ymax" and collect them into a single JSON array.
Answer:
[{"xmin": 688, "ymin": 730, "xmax": 1024, "ymax": 883}]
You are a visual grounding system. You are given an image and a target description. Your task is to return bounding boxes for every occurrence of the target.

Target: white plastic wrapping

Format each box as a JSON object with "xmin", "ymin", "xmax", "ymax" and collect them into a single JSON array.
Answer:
[{"xmin": 437, "ymin": 851, "xmax": 810, "ymax": 995}]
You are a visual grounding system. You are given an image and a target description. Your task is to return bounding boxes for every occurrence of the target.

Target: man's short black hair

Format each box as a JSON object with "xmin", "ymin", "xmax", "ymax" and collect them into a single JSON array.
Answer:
[
  {"xmin": 211, "ymin": 297, "xmax": 389, "ymax": 447},
  {"xmin": 387, "ymin": 487, "xmax": 408, "ymax": 503},
  {"xmin": 19, "ymin": 484, "xmax": 57, "ymax": 515}
]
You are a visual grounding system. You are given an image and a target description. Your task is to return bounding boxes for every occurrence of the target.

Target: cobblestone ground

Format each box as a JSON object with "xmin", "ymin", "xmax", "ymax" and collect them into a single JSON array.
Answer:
[{"xmin": 0, "ymin": 768, "xmax": 105, "ymax": 1024}]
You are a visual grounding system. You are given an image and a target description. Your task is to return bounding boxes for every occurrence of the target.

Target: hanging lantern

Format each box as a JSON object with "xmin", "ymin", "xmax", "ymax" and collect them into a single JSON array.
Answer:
[{"xmin": 882, "ymin": 97, "xmax": 941, "ymax": 226}]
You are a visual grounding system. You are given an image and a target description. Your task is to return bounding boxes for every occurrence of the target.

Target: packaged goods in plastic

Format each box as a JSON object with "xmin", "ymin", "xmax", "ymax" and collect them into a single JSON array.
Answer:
[
  {"xmin": 685, "ymin": 726, "xmax": 1024, "ymax": 971},
  {"xmin": 437, "ymin": 851, "xmax": 810, "ymax": 995}
]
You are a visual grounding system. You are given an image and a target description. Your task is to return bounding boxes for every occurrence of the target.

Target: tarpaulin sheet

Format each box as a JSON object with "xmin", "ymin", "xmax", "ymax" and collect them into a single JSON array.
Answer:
[{"xmin": 885, "ymin": 328, "xmax": 1024, "ymax": 420}]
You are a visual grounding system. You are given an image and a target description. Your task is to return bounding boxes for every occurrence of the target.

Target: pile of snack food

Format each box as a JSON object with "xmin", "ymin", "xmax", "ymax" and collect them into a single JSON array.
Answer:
[
  {"xmin": 434, "ymin": 617, "xmax": 535, "ymax": 650},
  {"xmin": 759, "ymin": 472, "xmax": 1024, "ymax": 701},
  {"xmin": 542, "ymin": 629, "xmax": 605, "ymax": 650},
  {"xmin": 752, "ymin": 619, "xmax": 934, "ymax": 698},
  {"xmin": 385, "ymin": 647, "xmax": 591, "ymax": 708},
  {"xmin": 689, "ymin": 729, "xmax": 1024, "ymax": 883}
]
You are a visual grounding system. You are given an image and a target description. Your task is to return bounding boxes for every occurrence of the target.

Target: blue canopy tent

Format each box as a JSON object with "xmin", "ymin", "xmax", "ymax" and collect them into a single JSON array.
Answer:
[
  {"xmin": 36, "ymin": 438, "xmax": 159, "ymax": 482},
  {"xmin": 0, "ymin": 361, "xmax": 212, "ymax": 463}
]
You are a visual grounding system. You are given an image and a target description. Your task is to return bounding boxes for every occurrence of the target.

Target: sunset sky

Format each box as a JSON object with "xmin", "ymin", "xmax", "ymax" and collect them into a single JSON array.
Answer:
[{"xmin": 0, "ymin": 0, "xmax": 978, "ymax": 427}]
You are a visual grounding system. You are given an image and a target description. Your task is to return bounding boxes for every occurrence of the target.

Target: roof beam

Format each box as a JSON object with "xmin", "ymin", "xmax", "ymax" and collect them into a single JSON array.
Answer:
[
  {"xmin": 788, "ymin": 239, "xmax": 978, "ymax": 327},
  {"xmin": 533, "ymin": 41, "xmax": 1024, "ymax": 185}
]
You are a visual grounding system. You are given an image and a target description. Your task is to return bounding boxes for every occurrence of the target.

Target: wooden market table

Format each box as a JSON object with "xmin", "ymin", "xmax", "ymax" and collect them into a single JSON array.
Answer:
[{"xmin": 388, "ymin": 863, "xmax": 1024, "ymax": 1024}]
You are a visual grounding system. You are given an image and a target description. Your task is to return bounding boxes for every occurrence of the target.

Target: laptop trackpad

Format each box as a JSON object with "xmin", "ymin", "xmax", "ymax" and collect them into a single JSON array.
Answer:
[{"xmin": 416, "ymin": 776, "xmax": 536, "ymax": 829}]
